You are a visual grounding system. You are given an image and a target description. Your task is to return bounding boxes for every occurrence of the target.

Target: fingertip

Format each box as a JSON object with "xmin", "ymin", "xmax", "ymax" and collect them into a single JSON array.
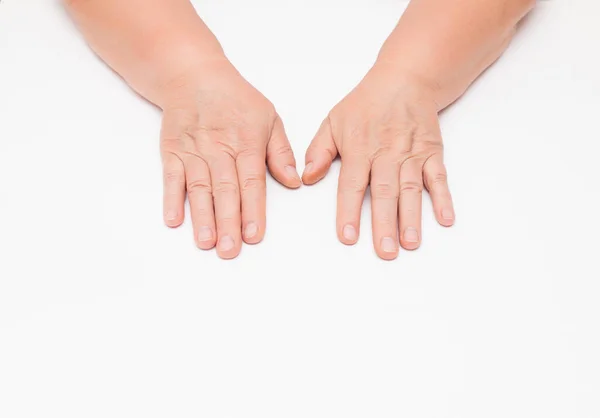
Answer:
[
  {"xmin": 377, "ymin": 237, "xmax": 399, "ymax": 261},
  {"xmin": 283, "ymin": 165, "xmax": 303, "ymax": 189},
  {"xmin": 164, "ymin": 210, "xmax": 184, "ymax": 228},
  {"xmin": 438, "ymin": 219, "xmax": 455, "ymax": 228},
  {"xmin": 301, "ymin": 160, "xmax": 329, "ymax": 185},
  {"xmin": 268, "ymin": 162, "xmax": 302, "ymax": 189},
  {"xmin": 284, "ymin": 164, "xmax": 300, "ymax": 179},
  {"xmin": 400, "ymin": 227, "xmax": 421, "ymax": 251},
  {"xmin": 339, "ymin": 224, "xmax": 359, "ymax": 245},
  {"xmin": 303, "ymin": 119, "xmax": 337, "ymax": 185},
  {"xmin": 438, "ymin": 208, "xmax": 456, "ymax": 227},
  {"xmin": 243, "ymin": 222, "xmax": 264, "ymax": 245},
  {"xmin": 377, "ymin": 250, "xmax": 399, "ymax": 261},
  {"xmin": 301, "ymin": 161, "xmax": 317, "ymax": 184},
  {"xmin": 197, "ymin": 240, "xmax": 216, "ymax": 251},
  {"xmin": 196, "ymin": 226, "xmax": 216, "ymax": 250},
  {"xmin": 216, "ymin": 235, "xmax": 241, "ymax": 260},
  {"xmin": 400, "ymin": 240, "xmax": 421, "ymax": 251}
]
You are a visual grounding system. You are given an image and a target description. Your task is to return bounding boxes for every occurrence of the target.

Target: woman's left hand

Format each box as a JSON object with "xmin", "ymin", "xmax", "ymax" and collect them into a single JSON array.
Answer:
[{"xmin": 302, "ymin": 65, "xmax": 455, "ymax": 260}]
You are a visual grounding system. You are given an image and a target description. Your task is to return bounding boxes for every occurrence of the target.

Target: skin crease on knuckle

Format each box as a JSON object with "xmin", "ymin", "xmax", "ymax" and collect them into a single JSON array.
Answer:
[
  {"xmin": 164, "ymin": 168, "xmax": 184, "ymax": 185},
  {"xmin": 241, "ymin": 176, "xmax": 266, "ymax": 192},
  {"xmin": 371, "ymin": 182, "xmax": 400, "ymax": 201},
  {"xmin": 187, "ymin": 179, "xmax": 212, "ymax": 195},
  {"xmin": 340, "ymin": 181, "xmax": 368, "ymax": 195},
  {"xmin": 213, "ymin": 179, "xmax": 240, "ymax": 195},
  {"xmin": 425, "ymin": 168, "xmax": 449, "ymax": 191},
  {"xmin": 399, "ymin": 180, "xmax": 424, "ymax": 195}
]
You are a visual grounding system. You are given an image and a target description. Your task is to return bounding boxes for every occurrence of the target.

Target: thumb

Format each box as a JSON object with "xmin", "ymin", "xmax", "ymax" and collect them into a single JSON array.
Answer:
[
  {"xmin": 266, "ymin": 115, "xmax": 302, "ymax": 189},
  {"xmin": 302, "ymin": 118, "xmax": 338, "ymax": 185}
]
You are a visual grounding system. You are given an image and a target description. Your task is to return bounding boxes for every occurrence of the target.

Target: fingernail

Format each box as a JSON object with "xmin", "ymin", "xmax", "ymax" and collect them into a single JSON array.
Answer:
[
  {"xmin": 381, "ymin": 237, "xmax": 397, "ymax": 253},
  {"xmin": 342, "ymin": 224, "xmax": 357, "ymax": 242},
  {"xmin": 218, "ymin": 235, "xmax": 235, "ymax": 252},
  {"xmin": 303, "ymin": 162, "xmax": 314, "ymax": 175},
  {"xmin": 165, "ymin": 210, "xmax": 178, "ymax": 221},
  {"xmin": 198, "ymin": 226, "xmax": 213, "ymax": 242},
  {"xmin": 285, "ymin": 165, "xmax": 300, "ymax": 180},
  {"xmin": 244, "ymin": 222, "xmax": 258, "ymax": 239},
  {"xmin": 404, "ymin": 227, "xmax": 419, "ymax": 243},
  {"xmin": 442, "ymin": 208, "xmax": 455, "ymax": 220}
]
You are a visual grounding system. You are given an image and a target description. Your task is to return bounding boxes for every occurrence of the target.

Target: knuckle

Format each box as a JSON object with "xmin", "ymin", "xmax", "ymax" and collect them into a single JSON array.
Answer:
[
  {"xmin": 242, "ymin": 176, "xmax": 266, "ymax": 192},
  {"xmin": 400, "ymin": 181, "xmax": 424, "ymax": 195},
  {"xmin": 268, "ymin": 141, "xmax": 292, "ymax": 158},
  {"xmin": 371, "ymin": 182, "xmax": 399, "ymax": 200},
  {"xmin": 431, "ymin": 171, "xmax": 448, "ymax": 185},
  {"xmin": 427, "ymin": 170, "xmax": 449, "ymax": 190},
  {"xmin": 213, "ymin": 179, "xmax": 239, "ymax": 195},
  {"xmin": 164, "ymin": 170, "xmax": 184, "ymax": 185},
  {"xmin": 187, "ymin": 179, "xmax": 212, "ymax": 195},
  {"xmin": 275, "ymin": 143, "xmax": 293, "ymax": 156},
  {"xmin": 340, "ymin": 179, "xmax": 368, "ymax": 194}
]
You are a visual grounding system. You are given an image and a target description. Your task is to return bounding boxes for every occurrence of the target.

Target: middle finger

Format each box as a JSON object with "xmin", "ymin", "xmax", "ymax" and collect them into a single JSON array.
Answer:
[
  {"xmin": 370, "ymin": 157, "xmax": 401, "ymax": 260},
  {"xmin": 209, "ymin": 152, "xmax": 243, "ymax": 259}
]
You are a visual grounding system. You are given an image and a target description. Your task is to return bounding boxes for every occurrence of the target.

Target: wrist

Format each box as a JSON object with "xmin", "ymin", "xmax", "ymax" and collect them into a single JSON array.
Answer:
[
  {"xmin": 124, "ymin": 33, "xmax": 228, "ymax": 107},
  {"xmin": 153, "ymin": 55, "xmax": 239, "ymax": 109},
  {"xmin": 367, "ymin": 59, "xmax": 442, "ymax": 107}
]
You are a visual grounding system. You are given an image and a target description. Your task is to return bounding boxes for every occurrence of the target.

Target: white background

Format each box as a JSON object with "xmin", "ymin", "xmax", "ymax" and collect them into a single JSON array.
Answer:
[{"xmin": 1, "ymin": 0, "xmax": 599, "ymax": 417}]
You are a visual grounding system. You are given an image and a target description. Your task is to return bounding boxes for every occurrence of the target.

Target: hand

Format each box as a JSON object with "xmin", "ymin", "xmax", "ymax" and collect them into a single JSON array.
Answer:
[
  {"xmin": 302, "ymin": 65, "xmax": 455, "ymax": 260},
  {"xmin": 158, "ymin": 58, "xmax": 301, "ymax": 259}
]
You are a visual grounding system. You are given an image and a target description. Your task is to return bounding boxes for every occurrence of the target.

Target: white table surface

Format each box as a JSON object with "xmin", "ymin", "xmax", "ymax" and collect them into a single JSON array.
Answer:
[{"xmin": 1, "ymin": 1, "xmax": 599, "ymax": 417}]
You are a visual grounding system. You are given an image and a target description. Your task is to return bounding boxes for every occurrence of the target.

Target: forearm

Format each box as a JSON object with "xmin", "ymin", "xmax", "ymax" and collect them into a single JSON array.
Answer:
[
  {"xmin": 377, "ymin": 0, "xmax": 535, "ymax": 109},
  {"xmin": 64, "ymin": 0, "xmax": 225, "ymax": 105}
]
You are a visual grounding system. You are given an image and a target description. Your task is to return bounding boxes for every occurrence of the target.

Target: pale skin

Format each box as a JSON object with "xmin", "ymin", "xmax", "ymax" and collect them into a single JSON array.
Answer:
[{"xmin": 65, "ymin": 0, "xmax": 535, "ymax": 260}]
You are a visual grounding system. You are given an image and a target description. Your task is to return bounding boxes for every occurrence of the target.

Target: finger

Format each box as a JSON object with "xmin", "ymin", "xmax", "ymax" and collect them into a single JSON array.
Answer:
[
  {"xmin": 370, "ymin": 157, "xmax": 401, "ymax": 260},
  {"xmin": 161, "ymin": 152, "xmax": 186, "ymax": 228},
  {"xmin": 423, "ymin": 153, "xmax": 455, "ymax": 227},
  {"xmin": 266, "ymin": 116, "xmax": 301, "ymax": 188},
  {"xmin": 236, "ymin": 147, "xmax": 267, "ymax": 244},
  {"xmin": 209, "ymin": 152, "xmax": 242, "ymax": 259},
  {"xmin": 302, "ymin": 118, "xmax": 338, "ymax": 185},
  {"xmin": 337, "ymin": 155, "xmax": 370, "ymax": 246},
  {"xmin": 399, "ymin": 158, "xmax": 424, "ymax": 251},
  {"xmin": 182, "ymin": 154, "xmax": 216, "ymax": 250}
]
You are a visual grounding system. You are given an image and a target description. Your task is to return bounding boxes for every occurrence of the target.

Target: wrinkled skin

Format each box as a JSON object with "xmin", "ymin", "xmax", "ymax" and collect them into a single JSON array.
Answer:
[
  {"xmin": 303, "ymin": 66, "xmax": 455, "ymax": 260},
  {"xmin": 159, "ymin": 59, "xmax": 301, "ymax": 259}
]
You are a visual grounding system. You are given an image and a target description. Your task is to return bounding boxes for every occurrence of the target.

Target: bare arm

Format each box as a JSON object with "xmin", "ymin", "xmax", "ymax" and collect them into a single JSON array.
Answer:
[
  {"xmin": 64, "ymin": 0, "xmax": 225, "ymax": 105},
  {"xmin": 378, "ymin": 0, "xmax": 536, "ymax": 109}
]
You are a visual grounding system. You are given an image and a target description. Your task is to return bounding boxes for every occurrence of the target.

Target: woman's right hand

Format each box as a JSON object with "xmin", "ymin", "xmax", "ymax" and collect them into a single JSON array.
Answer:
[
  {"xmin": 64, "ymin": 0, "xmax": 301, "ymax": 259},
  {"xmin": 155, "ymin": 57, "xmax": 301, "ymax": 259}
]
